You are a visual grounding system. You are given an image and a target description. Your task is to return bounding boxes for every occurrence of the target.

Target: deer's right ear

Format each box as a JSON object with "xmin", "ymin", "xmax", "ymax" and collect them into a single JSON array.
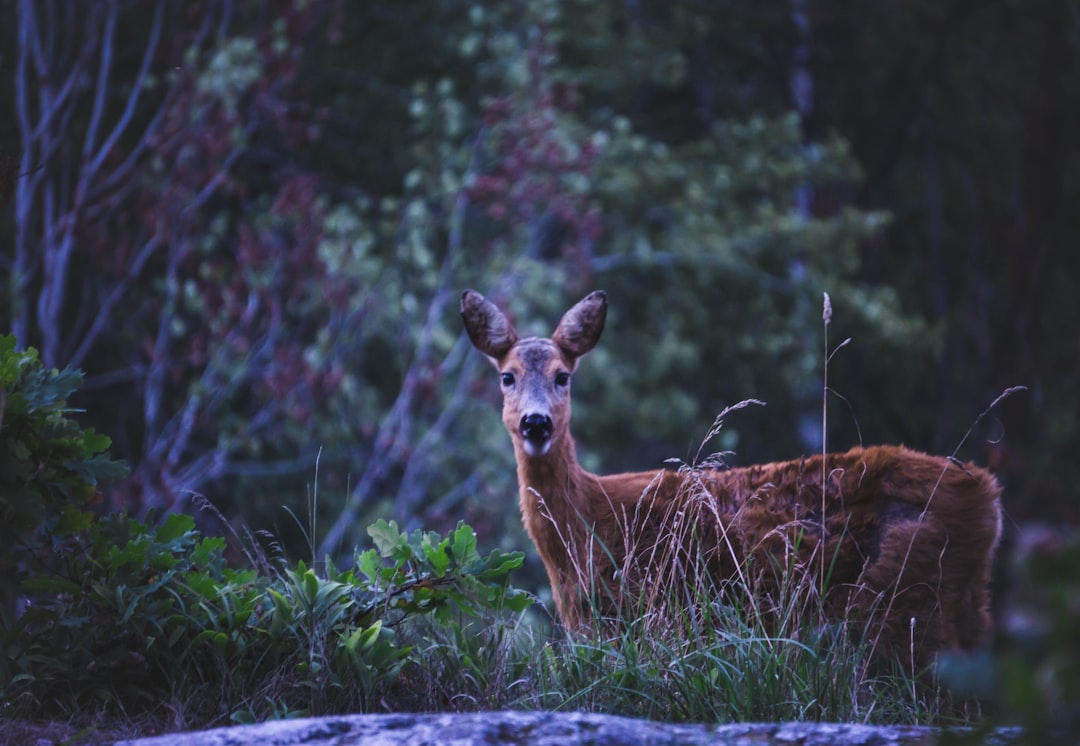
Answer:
[{"xmin": 461, "ymin": 289, "xmax": 519, "ymax": 364}]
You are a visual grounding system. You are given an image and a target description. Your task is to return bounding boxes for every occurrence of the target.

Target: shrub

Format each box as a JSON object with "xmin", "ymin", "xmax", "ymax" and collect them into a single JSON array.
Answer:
[
  {"xmin": 1, "ymin": 513, "xmax": 531, "ymax": 726},
  {"xmin": 0, "ymin": 334, "xmax": 128, "ymax": 613},
  {"xmin": 0, "ymin": 337, "xmax": 532, "ymax": 729}
]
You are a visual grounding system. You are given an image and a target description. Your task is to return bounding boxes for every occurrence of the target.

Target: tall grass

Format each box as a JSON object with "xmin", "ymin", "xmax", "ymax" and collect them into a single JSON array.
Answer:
[
  {"xmin": 393, "ymin": 402, "xmax": 966, "ymax": 727},
  {"xmin": 508, "ymin": 504, "xmax": 958, "ymax": 726},
  {"xmin": 392, "ymin": 533, "xmax": 961, "ymax": 726}
]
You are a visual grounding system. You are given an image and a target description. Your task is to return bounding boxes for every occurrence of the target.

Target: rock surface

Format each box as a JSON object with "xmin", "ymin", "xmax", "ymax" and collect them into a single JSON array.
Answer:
[{"xmin": 107, "ymin": 710, "xmax": 1023, "ymax": 746}]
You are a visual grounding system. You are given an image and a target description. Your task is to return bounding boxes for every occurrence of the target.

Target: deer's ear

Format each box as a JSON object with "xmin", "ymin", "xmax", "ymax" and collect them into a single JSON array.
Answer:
[
  {"xmin": 461, "ymin": 289, "xmax": 519, "ymax": 364},
  {"xmin": 553, "ymin": 290, "xmax": 607, "ymax": 361}
]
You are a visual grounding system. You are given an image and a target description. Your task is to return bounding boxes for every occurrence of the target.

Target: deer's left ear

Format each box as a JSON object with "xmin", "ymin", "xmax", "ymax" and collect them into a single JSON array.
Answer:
[
  {"xmin": 553, "ymin": 291, "xmax": 606, "ymax": 361},
  {"xmin": 461, "ymin": 289, "xmax": 519, "ymax": 364}
]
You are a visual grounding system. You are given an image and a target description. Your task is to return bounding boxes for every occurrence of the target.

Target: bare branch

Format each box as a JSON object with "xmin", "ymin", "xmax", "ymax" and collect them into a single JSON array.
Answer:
[
  {"xmin": 81, "ymin": 1, "xmax": 118, "ymax": 170},
  {"xmin": 87, "ymin": 1, "xmax": 164, "ymax": 179},
  {"xmin": 396, "ymin": 339, "xmax": 480, "ymax": 527}
]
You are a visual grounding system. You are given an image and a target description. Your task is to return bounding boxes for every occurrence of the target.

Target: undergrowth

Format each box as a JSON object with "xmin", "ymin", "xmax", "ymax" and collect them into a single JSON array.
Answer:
[
  {"xmin": 1, "ymin": 512, "xmax": 531, "ymax": 729},
  {"xmin": 383, "ymin": 560, "xmax": 959, "ymax": 728},
  {"xmin": 514, "ymin": 486, "xmax": 962, "ymax": 728}
]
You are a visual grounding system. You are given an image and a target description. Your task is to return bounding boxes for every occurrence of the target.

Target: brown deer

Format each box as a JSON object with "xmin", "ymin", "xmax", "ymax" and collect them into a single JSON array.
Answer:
[{"xmin": 461, "ymin": 288, "xmax": 1002, "ymax": 670}]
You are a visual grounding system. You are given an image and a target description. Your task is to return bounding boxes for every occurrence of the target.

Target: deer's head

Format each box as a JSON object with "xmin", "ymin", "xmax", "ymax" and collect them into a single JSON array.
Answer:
[{"xmin": 461, "ymin": 289, "xmax": 607, "ymax": 458}]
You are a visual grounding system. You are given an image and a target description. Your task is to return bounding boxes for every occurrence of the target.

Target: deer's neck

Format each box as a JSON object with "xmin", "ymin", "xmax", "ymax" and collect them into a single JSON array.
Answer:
[
  {"xmin": 514, "ymin": 435, "xmax": 600, "ymax": 565},
  {"xmin": 513, "ymin": 434, "xmax": 601, "ymax": 629},
  {"xmin": 515, "ymin": 434, "xmax": 593, "ymax": 525}
]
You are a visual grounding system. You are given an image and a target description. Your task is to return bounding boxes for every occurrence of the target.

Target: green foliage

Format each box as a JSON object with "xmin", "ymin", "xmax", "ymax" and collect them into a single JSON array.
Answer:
[
  {"xmin": 940, "ymin": 530, "xmax": 1080, "ymax": 741},
  {"xmin": 0, "ymin": 335, "xmax": 128, "ymax": 608},
  {"xmin": 357, "ymin": 519, "xmax": 530, "ymax": 621},
  {"xmin": 0, "ymin": 514, "xmax": 531, "ymax": 724}
]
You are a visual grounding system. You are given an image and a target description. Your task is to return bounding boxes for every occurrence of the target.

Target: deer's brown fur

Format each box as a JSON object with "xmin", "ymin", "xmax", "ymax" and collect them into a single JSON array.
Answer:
[{"xmin": 461, "ymin": 289, "xmax": 1001, "ymax": 669}]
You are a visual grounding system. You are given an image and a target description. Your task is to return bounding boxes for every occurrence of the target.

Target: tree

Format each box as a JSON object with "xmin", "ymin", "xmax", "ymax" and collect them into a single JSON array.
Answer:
[
  {"xmin": 10, "ymin": 1, "xmax": 222, "ymax": 368},
  {"xmin": 6, "ymin": 0, "xmax": 1064, "ymax": 582},
  {"xmin": 809, "ymin": 0, "xmax": 1079, "ymax": 519}
]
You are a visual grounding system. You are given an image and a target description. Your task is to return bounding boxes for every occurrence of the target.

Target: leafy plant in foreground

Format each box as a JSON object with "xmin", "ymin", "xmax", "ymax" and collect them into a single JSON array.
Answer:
[
  {"xmin": 1, "ymin": 514, "xmax": 532, "ymax": 727},
  {"xmin": 0, "ymin": 335, "xmax": 128, "ymax": 613},
  {"xmin": 356, "ymin": 519, "xmax": 531, "ymax": 622}
]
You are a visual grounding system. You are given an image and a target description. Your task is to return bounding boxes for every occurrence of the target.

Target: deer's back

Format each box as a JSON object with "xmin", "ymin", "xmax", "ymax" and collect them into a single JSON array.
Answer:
[{"xmin": 587, "ymin": 444, "xmax": 1001, "ymax": 664}]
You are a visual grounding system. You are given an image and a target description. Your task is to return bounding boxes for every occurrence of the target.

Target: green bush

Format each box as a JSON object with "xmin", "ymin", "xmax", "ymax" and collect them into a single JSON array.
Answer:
[
  {"xmin": 0, "ymin": 334, "xmax": 128, "ymax": 612},
  {"xmin": 0, "ymin": 335, "xmax": 532, "ymax": 727},
  {"xmin": 940, "ymin": 529, "xmax": 1080, "ymax": 742},
  {"xmin": 1, "ymin": 513, "xmax": 531, "ymax": 725}
]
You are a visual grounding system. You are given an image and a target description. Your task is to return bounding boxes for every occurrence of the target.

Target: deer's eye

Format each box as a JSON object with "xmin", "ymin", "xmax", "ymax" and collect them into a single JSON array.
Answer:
[
  {"xmin": 501, "ymin": 372, "xmax": 515, "ymax": 387},
  {"xmin": 554, "ymin": 372, "xmax": 570, "ymax": 387}
]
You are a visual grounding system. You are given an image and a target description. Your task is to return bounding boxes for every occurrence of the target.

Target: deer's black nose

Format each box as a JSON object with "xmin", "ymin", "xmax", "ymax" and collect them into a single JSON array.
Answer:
[{"xmin": 520, "ymin": 413, "xmax": 553, "ymax": 444}]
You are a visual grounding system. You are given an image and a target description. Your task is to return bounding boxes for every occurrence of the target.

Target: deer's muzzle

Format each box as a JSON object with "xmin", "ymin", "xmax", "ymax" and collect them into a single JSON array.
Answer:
[{"xmin": 520, "ymin": 413, "xmax": 553, "ymax": 453}]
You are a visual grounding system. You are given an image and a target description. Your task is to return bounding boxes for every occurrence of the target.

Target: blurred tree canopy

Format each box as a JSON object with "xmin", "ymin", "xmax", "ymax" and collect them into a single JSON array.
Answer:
[{"xmin": 1, "ymin": 0, "xmax": 1075, "ymax": 588}]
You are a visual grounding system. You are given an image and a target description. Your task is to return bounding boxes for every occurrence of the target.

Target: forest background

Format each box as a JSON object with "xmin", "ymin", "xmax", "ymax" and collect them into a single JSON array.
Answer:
[{"xmin": 1, "ymin": 0, "xmax": 1076, "ymax": 600}]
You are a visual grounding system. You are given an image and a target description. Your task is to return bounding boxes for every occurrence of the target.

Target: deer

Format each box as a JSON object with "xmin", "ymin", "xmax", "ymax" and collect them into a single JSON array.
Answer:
[{"xmin": 461, "ymin": 288, "xmax": 1002, "ymax": 671}]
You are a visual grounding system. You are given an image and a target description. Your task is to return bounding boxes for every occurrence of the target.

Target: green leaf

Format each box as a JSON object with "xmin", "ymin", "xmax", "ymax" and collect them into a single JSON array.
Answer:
[
  {"xmin": 500, "ymin": 587, "xmax": 534, "ymax": 613},
  {"xmin": 156, "ymin": 513, "xmax": 196, "ymax": 543},
  {"xmin": 478, "ymin": 549, "xmax": 525, "ymax": 578},
  {"xmin": 266, "ymin": 587, "xmax": 293, "ymax": 628},
  {"xmin": 106, "ymin": 536, "xmax": 152, "ymax": 569},
  {"xmin": 368, "ymin": 519, "xmax": 405, "ymax": 558},
  {"xmin": 191, "ymin": 536, "xmax": 227, "ymax": 568},
  {"xmin": 57, "ymin": 505, "xmax": 93, "ymax": 534},
  {"xmin": 357, "ymin": 620, "xmax": 383, "ymax": 652},
  {"xmin": 302, "ymin": 568, "xmax": 320, "ymax": 604},
  {"xmin": 450, "ymin": 522, "xmax": 477, "ymax": 566},
  {"xmin": 421, "ymin": 535, "xmax": 451, "ymax": 577},
  {"xmin": 184, "ymin": 569, "xmax": 221, "ymax": 599},
  {"xmin": 80, "ymin": 429, "xmax": 112, "ymax": 454},
  {"xmin": 356, "ymin": 548, "xmax": 381, "ymax": 582}
]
